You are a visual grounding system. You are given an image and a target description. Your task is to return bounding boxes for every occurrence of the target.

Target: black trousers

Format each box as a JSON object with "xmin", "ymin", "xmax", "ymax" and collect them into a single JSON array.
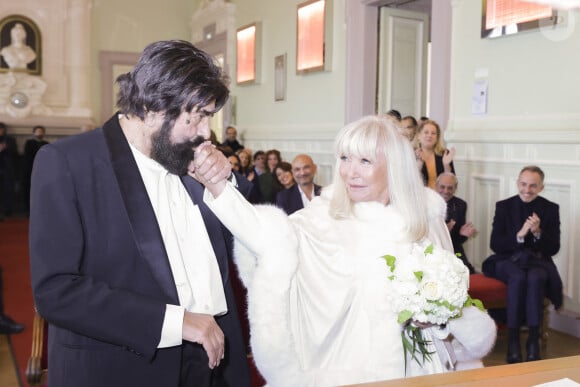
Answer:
[
  {"xmin": 494, "ymin": 259, "xmax": 547, "ymax": 329},
  {"xmin": 180, "ymin": 341, "xmax": 230, "ymax": 387}
]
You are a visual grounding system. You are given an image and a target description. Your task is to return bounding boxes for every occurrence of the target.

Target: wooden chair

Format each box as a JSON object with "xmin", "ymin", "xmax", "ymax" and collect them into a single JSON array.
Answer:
[
  {"xmin": 26, "ymin": 310, "xmax": 47, "ymax": 387},
  {"xmin": 468, "ymin": 273, "xmax": 550, "ymax": 350}
]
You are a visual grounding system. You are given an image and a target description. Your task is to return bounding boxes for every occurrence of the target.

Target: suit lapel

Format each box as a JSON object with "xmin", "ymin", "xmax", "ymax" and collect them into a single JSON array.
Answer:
[{"xmin": 102, "ymin": 115, "xmax": 179, "ymax": 303}]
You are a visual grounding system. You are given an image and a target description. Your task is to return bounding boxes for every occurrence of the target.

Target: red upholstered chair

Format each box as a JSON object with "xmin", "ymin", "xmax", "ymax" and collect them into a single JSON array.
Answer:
[
  {"xmin": 468, "ymin": 273, "xmax": 549, "ymax": 350},
  {"xmin": 469, "ymin": 273, "xmax": 508, "ymax": 310}
]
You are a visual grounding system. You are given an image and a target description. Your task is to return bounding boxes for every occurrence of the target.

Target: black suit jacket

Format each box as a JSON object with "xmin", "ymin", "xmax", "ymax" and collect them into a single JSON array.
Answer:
[
  {"xmin": 275, "ymin": 183, "xmax": 322, "ymax": 215},
  {"xmin": 446, "ymin": 196, "xmax": 475, "ymax": 273},
  {"xmin": 29, "ymin": 115, "xmax": 250, "ymax": 387},
  {"xmin": 482, "ymin": 195, "xmax": 562, "ymax": 308}
]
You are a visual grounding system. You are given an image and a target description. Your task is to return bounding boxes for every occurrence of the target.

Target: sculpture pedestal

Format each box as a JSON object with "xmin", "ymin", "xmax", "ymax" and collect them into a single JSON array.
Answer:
[{"xmin": 0, "ymin": 72, "xmax": 52, "ymax": 118}]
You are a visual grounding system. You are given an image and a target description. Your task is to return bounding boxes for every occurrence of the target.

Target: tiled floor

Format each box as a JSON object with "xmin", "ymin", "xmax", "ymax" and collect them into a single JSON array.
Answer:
[{"xmin": 483, "ymin": 327, "xmax": 580, "ymax": 367}]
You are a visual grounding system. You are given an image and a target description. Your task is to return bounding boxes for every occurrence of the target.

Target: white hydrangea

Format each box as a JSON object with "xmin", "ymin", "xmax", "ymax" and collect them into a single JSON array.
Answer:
[{"xmin": 383, "ymin": 240, "xmax": 469, "ymax": 326}]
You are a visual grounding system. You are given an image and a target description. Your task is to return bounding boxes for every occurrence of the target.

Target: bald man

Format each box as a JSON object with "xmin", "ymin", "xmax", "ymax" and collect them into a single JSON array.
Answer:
[
  {"xmin": 435, "ymin": 172, "xmax": 477, "ymax": 274},
  {"xmin": 275, "ymin": 154, "xmax": 321, "ymax": 215}
]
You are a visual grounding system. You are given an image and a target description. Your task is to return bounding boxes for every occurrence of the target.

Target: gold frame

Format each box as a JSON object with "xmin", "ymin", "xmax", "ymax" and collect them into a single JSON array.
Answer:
[{"xmin": 0, "ymin": 14, "xmax": 42, "ymax": 75}]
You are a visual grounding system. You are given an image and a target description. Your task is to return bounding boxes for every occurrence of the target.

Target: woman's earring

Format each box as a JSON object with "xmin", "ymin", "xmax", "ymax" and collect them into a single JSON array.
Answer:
[{"xmin": 186, "ymin": 119, "xmax": 191, "ymax": 125}]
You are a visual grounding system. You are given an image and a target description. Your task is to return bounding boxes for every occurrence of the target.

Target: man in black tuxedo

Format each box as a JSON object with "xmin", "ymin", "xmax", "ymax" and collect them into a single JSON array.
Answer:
[
  {"xmin": 276, "ymin": 154, "xmax": 321, "ymax": 215},
  {"xmin": 482, "ymin": 165, "xmax": 562, "ymax": 364},
  {"xmin": 29, "ymin": 40, "xmax": 251, "ymax": 387},
  {"xmin": 435, "ymin": 172, "xmax": 477, "ymax": 274}
]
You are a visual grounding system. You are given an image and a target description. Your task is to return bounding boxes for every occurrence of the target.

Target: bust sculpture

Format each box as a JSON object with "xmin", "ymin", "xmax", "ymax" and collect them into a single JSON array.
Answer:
[{"xmin": 0, "ymin": 23, "xmax": 37, "ymax": 70}]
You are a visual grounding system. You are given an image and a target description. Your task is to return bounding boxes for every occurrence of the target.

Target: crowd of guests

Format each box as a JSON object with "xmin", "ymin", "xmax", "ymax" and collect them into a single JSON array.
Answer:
[{"xmin": 213, "ymin": 125, "xmax": 321, "ymax": 212}]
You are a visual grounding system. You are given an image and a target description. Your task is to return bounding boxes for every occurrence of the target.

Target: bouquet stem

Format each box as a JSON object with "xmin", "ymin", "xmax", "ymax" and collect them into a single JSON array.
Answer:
[{"xmin": 402, "ymin": 324, "xmax": 434, "ymax": 372}]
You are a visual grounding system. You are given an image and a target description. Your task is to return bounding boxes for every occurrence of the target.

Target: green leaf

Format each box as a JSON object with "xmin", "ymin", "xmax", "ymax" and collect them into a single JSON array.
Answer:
[
  {"xmin": 382, "ymin": 254, "xmax": 396, "ymax": 273},
  {"xmin": 463, "ymin": 296, "xmax": 485, "ymax": 311},
  {"xmin": 414, "ymin": 271, "xmax": 423, "ymax": 282},
  {"xmin": 398, "ymin": 310, "xmax": 413, "ymax": 324},
  {"xmin": 424, "ymin": 244, "xmax": 434, "ymax": 255}
]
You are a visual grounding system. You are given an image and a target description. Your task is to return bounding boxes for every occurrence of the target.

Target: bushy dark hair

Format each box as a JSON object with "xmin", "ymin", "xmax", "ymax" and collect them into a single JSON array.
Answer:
[{"xmin": 116, "ymin": 40, "xmax": 229, "ymax": 123}]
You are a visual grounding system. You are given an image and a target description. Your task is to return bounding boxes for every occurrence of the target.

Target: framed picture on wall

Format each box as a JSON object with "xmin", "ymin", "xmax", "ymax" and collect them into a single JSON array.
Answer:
[
  {"xmin": 274, "ymin": 54, "xmax": 286, "ymax": 101},
  {"xmin": 236, "ymin": 22, "xmax": 261, "ymax": 84},
  {"xmin": 481, "ymin": 0, "xmax": 558, "ymax": 39},
  {"xmin": 296, "ymin": 0, "xmax": 326, "ymax": 74}
]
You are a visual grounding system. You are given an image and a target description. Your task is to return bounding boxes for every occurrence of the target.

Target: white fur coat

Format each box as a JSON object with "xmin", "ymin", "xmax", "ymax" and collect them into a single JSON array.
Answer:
[{"xmin": 205, "ymin": 184, "xmax": 496, "ymax": 387}]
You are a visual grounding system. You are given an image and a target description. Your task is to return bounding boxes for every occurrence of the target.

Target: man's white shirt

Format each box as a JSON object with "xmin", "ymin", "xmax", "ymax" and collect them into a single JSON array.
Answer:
[{"xmin": 130, "ymin": 144, "xmax": 227, "ymax": 348}]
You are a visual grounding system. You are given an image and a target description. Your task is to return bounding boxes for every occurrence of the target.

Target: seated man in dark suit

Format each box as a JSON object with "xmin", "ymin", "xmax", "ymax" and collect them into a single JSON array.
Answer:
[
  {"xmin": 275, "ymin": 154, "xmax": 321, "ymax": 215},
  {"xmin": 435, "ymin": 172, "xmax": 477, "ymax": 274},
  {"xmin": 482, "ymin": 165, "xmax": 562, "ymax": 364}
]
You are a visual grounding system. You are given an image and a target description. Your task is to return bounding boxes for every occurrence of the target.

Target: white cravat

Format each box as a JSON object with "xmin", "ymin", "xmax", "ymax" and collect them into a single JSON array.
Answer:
[{"xmin": 130, "ymin": 144, "xmax": 227, "ymax": 347}]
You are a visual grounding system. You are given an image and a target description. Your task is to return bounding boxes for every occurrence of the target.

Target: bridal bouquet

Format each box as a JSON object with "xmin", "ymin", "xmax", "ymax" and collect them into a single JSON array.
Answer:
[{"xmin": 382, "ymin": 241, "xmax": 481, "ymax": 367}]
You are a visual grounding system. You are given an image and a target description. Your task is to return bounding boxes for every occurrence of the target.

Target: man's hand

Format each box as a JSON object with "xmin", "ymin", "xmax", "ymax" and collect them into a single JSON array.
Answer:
[
  {"xmin": 527, "ymin": 212, "xmax": 541, "ymax": 235},
  {"xmin": 459, "ymin": 222, "xmax": 477, "ymax": 238},
  {"xmin": 517, "ymin": 212, "xmax": 541, "ymax": 239},
  {"xmin": 182, "ymin": 312, "xmax": 225, "ymax": 369},
  {"xmin": 188, "ymin": 141, "xmax": 231, "ymax": 197}
]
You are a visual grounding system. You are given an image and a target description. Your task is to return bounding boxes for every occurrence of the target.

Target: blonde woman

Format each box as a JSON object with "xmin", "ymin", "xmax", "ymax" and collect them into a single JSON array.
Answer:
[{"xmin": 416, "ymin": 120, "xmax": 455, "ymax": 189}]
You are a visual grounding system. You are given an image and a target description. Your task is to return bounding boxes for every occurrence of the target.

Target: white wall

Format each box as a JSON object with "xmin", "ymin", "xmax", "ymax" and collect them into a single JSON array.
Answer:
[{"xmin": 446, "ymin": 1, "xmax": 580, "ymax": 315}]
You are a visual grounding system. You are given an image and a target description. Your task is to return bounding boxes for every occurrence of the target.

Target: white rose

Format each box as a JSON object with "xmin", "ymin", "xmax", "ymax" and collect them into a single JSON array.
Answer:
[{"xmin": 421, "ymin": 280, "xmax": 441, "ymax": 301}]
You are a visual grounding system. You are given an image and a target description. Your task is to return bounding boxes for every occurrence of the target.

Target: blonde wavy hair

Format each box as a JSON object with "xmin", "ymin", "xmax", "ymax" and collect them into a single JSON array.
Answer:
[
  {"xmin": 329, "ymin": 115, "xmax": 429, "ymax": 241},
  {"xmin": 417, "ymin": 119, "xmax": 447, "ymax": 155}
]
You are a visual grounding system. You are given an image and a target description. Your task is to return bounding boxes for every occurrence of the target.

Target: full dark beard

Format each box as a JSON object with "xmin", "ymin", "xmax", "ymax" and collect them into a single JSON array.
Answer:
[{"xmin": 150, "ymin": 119, "xmax": 205, "ymax": 176}]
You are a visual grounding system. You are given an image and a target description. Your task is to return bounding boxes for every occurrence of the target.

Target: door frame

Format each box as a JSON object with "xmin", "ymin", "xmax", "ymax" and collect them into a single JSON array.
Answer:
[{"xmin": 345, "ymin": 0, "xmax": 451, "ymax": 126}]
